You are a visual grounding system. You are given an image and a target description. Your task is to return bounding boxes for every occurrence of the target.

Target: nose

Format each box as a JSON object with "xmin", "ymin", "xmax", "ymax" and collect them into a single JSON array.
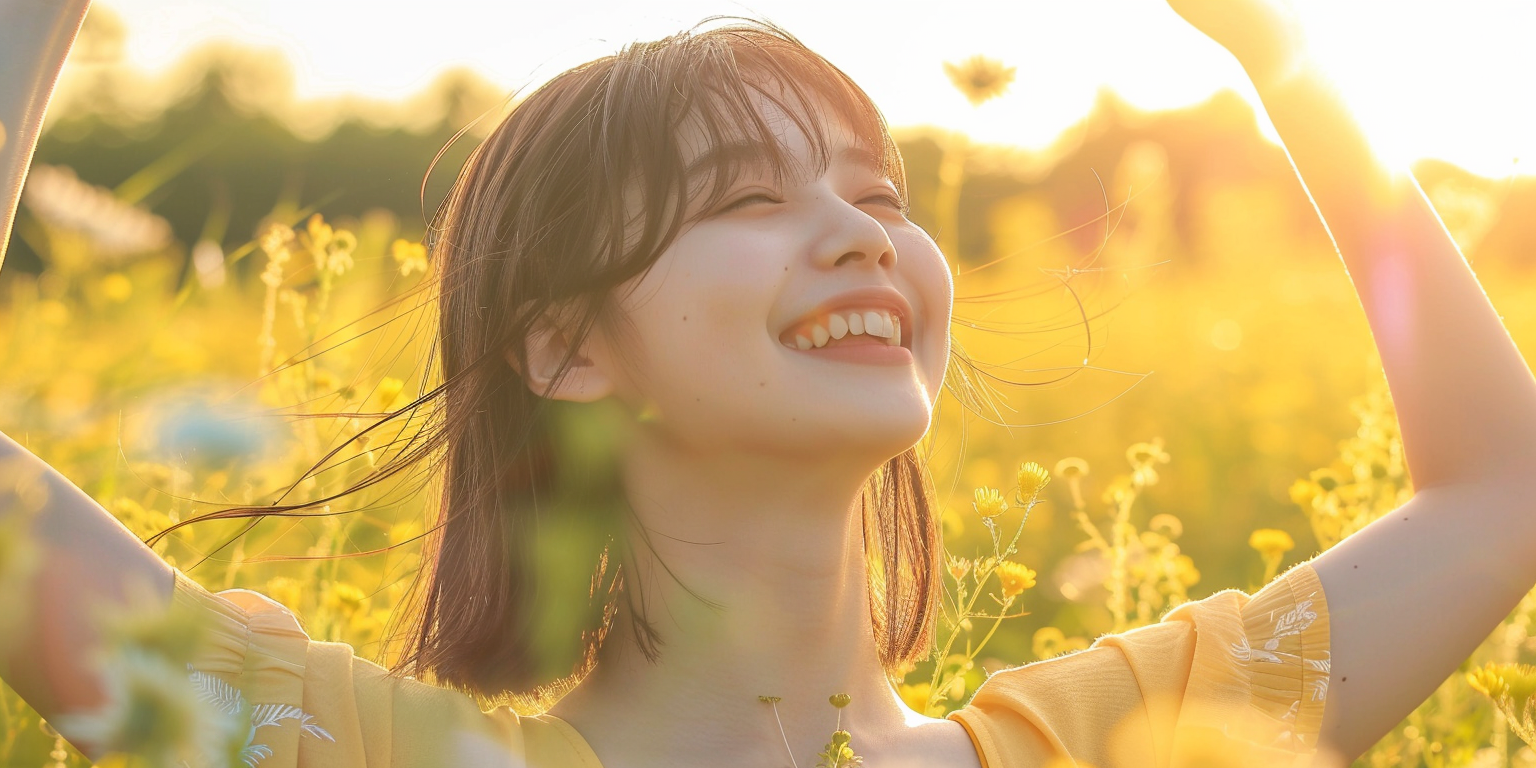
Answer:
[{"xmin": 814, "ymin": 196, "xmax": 898, "ymax": 271}]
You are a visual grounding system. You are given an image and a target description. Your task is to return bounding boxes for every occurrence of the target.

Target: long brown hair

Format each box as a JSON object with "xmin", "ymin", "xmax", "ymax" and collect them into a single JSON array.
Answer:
[{"xmin": 153, "ymin": 18, "xmax": 952, "ymax": 710}]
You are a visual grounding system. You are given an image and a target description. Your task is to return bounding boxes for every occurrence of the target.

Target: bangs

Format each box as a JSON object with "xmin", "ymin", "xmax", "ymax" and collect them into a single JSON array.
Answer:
[
  {"xmin": 669, "ymin": 25, "xmax": 908, "ymax": 217},
  {"xmin": 586, "ymin": 19, "xmax": 907, "ymax": 250}
]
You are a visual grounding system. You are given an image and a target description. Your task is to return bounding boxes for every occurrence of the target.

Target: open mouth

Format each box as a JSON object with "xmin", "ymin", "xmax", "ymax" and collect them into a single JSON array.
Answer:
[{"xmin": 777, "ymin": 307, "xmax": 910, "ymax": 352}]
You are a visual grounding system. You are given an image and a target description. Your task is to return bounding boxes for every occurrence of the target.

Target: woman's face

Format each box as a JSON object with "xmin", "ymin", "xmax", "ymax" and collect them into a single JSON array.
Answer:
[{"xmin": 588, "ymin": 96, "xmax": 953, "ymax": 466}]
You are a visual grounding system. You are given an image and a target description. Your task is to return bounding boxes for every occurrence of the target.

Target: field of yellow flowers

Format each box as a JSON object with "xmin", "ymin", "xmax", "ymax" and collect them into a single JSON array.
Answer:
[{"xmin": 2, "ymin": 47, "xmax": 1536, "ymax": 767}]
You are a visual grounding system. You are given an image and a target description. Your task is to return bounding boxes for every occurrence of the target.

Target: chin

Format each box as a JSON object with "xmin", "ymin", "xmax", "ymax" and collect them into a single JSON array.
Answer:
[{"xmin": 805, "ymin": 399, "xmax": 933, "ymax": 453}]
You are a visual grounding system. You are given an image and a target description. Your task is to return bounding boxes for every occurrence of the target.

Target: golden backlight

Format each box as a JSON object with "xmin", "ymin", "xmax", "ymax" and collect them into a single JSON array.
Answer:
[{"xmin": 89, "ymin": 0, "xmax": 1533, "ymax": 178}]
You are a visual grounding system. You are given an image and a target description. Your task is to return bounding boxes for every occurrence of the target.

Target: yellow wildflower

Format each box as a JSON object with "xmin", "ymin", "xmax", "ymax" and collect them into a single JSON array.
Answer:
[
  {"xmin": 1127, "ymin": 438, "xmax": 1171, "ymax": 467},
  {"xmin": 110, "ymin": 497, "xmax": 175, "ymax": 541},
  {"xmin": 302, "ymin": 214, "xmax": 357, "ymax": 276},
  {"xmin": 1148, "ymin": 513, "xmax": 1183, "ymax": 539},
  {"xmin": 1309, "ymin": 467, "xmax": 1344, "ymax": 492},
  {"xmin": 1469, "ymin": 662, "xmax": 1536, "ymax": 704},
  {"xmin": 1468, "ymin": 662, "xmax": 1536, "ymax": 746},
  {"xmin": 1102, "ymin": 475, "xmax": 1136, "ymax": 506},
  {"xmin": 973, "ymin": 487, "xmax": 1008, "ymax": 519},
  {"xmin": 306, "ymin": 213, "xmax": 333, "ymax": 248},
  {"xmin": 373, "ymin": 376, "xmax": 406, "ymax": 412},
  {"xmin": 323, "ymin": 582, "xmax": 370, "ymax": 619},
  {"xmin": 1032, "ymin": 627, "xmax": 1090, "ymax": 660},
  {"xmin": 1053, "ymin": 457, "xmax": 1089, "ymax": 479},
  {"xmin": 946, "ymin": 553, "xmax": 971, "ymax": 582},
  {"xmin": 1127, "ymin": 438, "xmax": 1171, "ymax": 486},
  {"xmin": 258, "ymin": 221, "xmax": 294, "ymax": 264},
  {"xmin": 258, "ymin": 223, "xmax": 294, "ymax": 291},
  {"xmin": 943, "ymin": 55, "xmax": 1017, "ymax": 107},
  {"xmin": 101, "ymin": 272, "xmax": 133, "ymax": 303},
  {"xmin": 1288, "ymin": 478, "xmax": 1321, "ymax": 508},
  {"xmin": 818, "ymin": 729, "xmax": 863, "ymax": 768},
  {"xmin": 994, "ymin": 561, "xmax": 1037, "ymax": 598},
  {"xmin": 264, "ymin": 577, "xmax": 304, "ymax": 613},
  {"xmin": 37, "ymin": 299, "xmax": 70, "ymax": 326},
  {"xmin": 327, "ymin": 236, "xmax": 357, "ymax": 275},
  {"xmin": 391, "ymin": 239, "xmax": 429, "ymax": 277},
  {"xmin": 389, "ymin": 519, "xmax": 425, "ymax": 544},
  {"xmin": 1016, "ymin": 461, "xmax": 1051, "ymax": 500},
  {"xmin": 1468, "ymin": 666, "xmax": 1511, "ymax": 700},
  {"xmin": 1248, "ymin": 529, "xmax": 1296, "ymax": 560},
  {"xmin": 1032, "ymin": 626, "xmax": 1065, "ymax": 659},
  {"xmin": 1173, "ymin": 554, "xmax": 1201, "ymax": 587},
  {"xmin": 1054, "ymin": 457, "xmax": 1090, "ymax": 509}
]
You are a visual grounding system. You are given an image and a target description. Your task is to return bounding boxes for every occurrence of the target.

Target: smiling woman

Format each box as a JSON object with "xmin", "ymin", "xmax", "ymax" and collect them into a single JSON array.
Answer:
[{"xmin": 4, "ymin": 3, "xmax": 1536, "ymax": 768}]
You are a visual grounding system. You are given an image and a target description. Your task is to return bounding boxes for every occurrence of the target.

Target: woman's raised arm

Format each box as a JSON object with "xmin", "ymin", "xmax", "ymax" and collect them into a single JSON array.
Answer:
[
  {"xmin": 1165, "ymin": 0, "xmax": 1536, "ymax": 763},
  {"xmin": 0, "ymin": 0, "xmax": 90, "ymax": 270},
  {"xmin": 0, "ymin": 0, "xmax": 178, "ymax": 760}
]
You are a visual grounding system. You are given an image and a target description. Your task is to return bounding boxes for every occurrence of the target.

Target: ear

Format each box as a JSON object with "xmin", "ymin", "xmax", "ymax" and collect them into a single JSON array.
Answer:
[{"xmin": 506, "ymin": 314, "xmax": 615, "ymax": 403}]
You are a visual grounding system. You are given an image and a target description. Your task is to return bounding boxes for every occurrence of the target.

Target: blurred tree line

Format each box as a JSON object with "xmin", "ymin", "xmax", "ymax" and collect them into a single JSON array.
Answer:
[{"xmin": 8, "ymin": 8, "xmax": 1533, "ymax": 287}]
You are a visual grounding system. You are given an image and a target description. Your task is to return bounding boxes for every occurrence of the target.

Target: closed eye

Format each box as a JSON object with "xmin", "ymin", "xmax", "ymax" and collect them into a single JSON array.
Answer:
[
  {"xmin": 860, "ymin": 192, "xmax": 907, "ymax": 213},
  {"xmin": 860, "ymin": 195, "xmax": 903, "ymax": 210},
  {"xmin": 718, "ymin": 193, "xmax": 782, "ymax": 214}
]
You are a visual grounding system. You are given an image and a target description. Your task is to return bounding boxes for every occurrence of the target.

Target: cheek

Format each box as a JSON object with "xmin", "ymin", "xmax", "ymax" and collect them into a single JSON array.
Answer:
[
  {"xmin": 892, "ymin": 227, "xmax": 954, "ymax": 395},
  {"xmin": 615, "ymin": 241, "xmax": 786, "ymax": 398}
]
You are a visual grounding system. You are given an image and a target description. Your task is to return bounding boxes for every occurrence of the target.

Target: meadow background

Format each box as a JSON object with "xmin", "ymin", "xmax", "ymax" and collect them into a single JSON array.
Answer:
[{"xmin": 3, "ymin": 5, "xmax": 1536, "ymax": 766}]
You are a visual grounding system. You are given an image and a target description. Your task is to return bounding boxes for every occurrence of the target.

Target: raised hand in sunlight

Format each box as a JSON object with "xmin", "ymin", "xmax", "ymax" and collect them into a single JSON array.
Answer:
[{"xmin": 1162, "ymin": 0, "xmax": 1309, "ymax": 85}]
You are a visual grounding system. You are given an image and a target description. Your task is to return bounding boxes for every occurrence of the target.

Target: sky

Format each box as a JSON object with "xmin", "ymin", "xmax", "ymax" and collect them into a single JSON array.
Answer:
[{"xmin": 94, "ymin": 0, "xmax": 1535, "ymax": 179}]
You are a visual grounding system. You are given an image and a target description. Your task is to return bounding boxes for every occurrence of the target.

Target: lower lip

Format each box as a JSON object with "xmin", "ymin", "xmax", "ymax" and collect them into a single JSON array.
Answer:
[{"xmin": 787, "ymin": 340, "xmax": 914, "ymax": 366}]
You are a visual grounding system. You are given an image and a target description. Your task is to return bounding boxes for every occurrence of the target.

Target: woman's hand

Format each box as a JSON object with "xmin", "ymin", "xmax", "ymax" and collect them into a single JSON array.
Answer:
[
  {"xmin": 1163, "ymin": 0, "xmax": 1309, "ymax": 87},
  {"xmin": 0, "ymin": 0, "xmax": 93, "ymax": 271},
  {"xmin": 1164, "ymin": 2, "xmax": 1536, "ymax": 763}
]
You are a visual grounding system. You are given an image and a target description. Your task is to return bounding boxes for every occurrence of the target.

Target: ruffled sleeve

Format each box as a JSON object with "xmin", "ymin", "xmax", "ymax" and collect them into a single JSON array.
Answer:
[
  {"xmin": 947, "ymin": 561, "xmax": 1331, "ymax": 768},
  {"xmin": 168, "ymin": 568, "xmax": 538, "ymax": 768}
]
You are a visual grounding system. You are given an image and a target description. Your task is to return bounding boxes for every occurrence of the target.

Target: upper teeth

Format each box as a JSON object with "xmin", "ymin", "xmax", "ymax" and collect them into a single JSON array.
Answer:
[{"xmin": 786, "ymin": 309, "xmax": 903, "ymax": 350}]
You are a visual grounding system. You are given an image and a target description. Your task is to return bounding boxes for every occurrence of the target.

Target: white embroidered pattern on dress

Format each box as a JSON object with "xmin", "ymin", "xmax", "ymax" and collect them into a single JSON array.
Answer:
[
  {"xmin": 186, "ymin": 665, "xmax": 336, "ymax": 767},
  {"xmin": 1226, "ymin": 587, "xmax": 1330, "ymax": 750}
]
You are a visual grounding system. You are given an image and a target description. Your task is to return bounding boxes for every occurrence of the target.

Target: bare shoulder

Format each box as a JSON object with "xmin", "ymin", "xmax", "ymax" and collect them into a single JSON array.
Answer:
[{"xmin": 873, "ymin": 716, "xmax": 983, "ymax": 768}]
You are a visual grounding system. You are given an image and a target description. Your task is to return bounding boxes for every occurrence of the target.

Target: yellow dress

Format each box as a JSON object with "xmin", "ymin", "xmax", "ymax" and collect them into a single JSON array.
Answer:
[{"xmin": 166, "ymin": 561, "xmax": 1329, "ymax": 768}]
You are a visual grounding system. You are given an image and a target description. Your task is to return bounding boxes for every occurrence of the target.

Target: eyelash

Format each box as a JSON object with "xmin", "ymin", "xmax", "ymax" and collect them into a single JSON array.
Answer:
[
  {"xmin": 861, "ymin": 193, "xmax": 906, "ymax": 211},
  {"xmin": 719, "ymin": 193, "xmax": 781, "ymax": 212}
]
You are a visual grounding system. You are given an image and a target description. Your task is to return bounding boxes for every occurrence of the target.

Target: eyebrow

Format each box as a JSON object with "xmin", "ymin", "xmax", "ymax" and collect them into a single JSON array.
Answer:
[{"xmin": 682, "ymin": 141, "xmax": 888, "ymax": 185}]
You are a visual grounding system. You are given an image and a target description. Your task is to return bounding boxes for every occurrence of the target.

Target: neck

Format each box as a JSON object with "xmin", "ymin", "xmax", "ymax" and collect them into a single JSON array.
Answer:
[{"xmin": 547, "ymin": 429, "xmax": 929, "ymax": 767}]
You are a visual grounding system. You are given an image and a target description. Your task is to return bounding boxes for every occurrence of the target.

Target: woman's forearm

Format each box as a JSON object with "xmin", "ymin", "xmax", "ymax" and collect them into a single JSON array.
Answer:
[
  {"xmin": 0, "ymin": 429, "xmax": 174, "ymax": 748},
  {"xmin": 0, "ymin": 0, "xmax": 92, "ymax": 270},
  {"xmin": 1252, "ymin": 61, "xmax": 1536, "ymax": 489}
]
